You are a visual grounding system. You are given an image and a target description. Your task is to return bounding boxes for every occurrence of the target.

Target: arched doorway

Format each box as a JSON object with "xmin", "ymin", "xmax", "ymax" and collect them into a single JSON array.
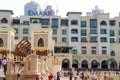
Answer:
[
  {"xmin": 91, "ymin": 60, "xmax": 98, "ymax": 69},
  {"xmin": 1, "ymin": 18, "xmax": 8, "ymax": 23},
  {"xmin": 62, "ymin": 59, "xmax": 70, "ymax": 69},
  {"xmin": 81, "ymin": 60, "xmax": 88, "ymax": 69},
  {"xmin": 101, "ymin": 60, "xmax": 108, "ymax": 69},
  {"xmin": 0, "ymin": 38, "xmax": 4, "ymax": 47},
  {"xmin": 72, "ymin": 59, "xmax": 78, "ymax": 68},
  {"xmin": 110, "ymin": 61, "xmax": 117, "ymax": 70},
  {"xmin": 38, "ymin": 38, "xmax": 44, "ymax": 47}
]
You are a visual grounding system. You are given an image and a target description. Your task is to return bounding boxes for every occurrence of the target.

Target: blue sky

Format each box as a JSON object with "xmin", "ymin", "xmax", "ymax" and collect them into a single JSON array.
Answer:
[{"xmin": 0, "ymin": 0, "xmax": 120, "ymax": 17}]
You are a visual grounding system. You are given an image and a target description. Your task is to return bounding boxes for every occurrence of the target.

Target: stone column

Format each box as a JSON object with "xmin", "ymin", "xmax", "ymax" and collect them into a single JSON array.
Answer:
[
  {"xmin": 24, "ymin": 59, "xmax": 29, "ymax": 75},
  {"xmin": 6, "ymin": 59, "xmax": 12, "ymax": 75},
  {"xmin": 88, "ymin": 63, "xmax": 91, "ymax": 69},
  {"xmin": 29, "ymin": 54, "xmax": 39, "ymax": 74}
]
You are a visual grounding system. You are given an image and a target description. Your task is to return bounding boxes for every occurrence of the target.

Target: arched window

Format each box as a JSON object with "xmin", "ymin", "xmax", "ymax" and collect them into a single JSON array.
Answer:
[
  {"xmin": 0, "ymin": 38, "xmax": 4, "ymax": 47},
  {"xmin": 1, "ymin": 18, "xmax": 8, "ymax": 23},
  {"xmin": 38, "ymin": 38, "xmax": 44, "ymax": 47},
  {"xmin": 110, "ymin": 50, "xmax": 115, "ymax": 56},
  {"xmin": 100, "ymin": 20, "xmax": 107, "ymax": 26},
  {"xmin": 71, "ymin": 29, "xmax": 78, "ymax": 34},
  {"xmin": 33, "ymin": 20, "xmax": 38, "ymax": 23},
  {"xmin": 71, "ymin": 20, "xmax": 78, "ymax": 25}
]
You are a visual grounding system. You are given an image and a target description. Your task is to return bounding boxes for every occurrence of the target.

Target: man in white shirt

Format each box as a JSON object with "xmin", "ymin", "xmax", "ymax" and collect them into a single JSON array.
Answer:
[{"xmin": 2, "ymin": 57, "xmax": 7, "ymax": 76}]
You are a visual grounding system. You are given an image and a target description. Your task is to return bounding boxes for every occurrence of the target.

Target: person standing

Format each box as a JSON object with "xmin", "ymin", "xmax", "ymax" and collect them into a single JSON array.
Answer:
[
  {"xmin": 48, "ymin": 72, "xmax": 54, "ymax": 80},
  {"xmin": 2, "ymin": 57, "xmax": 7, "ymax": 76}
]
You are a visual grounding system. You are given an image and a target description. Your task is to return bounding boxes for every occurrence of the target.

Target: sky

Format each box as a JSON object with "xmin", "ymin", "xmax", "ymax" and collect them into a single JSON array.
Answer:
[{"xmin": 0, "ymin": 0, "xmax": 120, "ymax": 17}]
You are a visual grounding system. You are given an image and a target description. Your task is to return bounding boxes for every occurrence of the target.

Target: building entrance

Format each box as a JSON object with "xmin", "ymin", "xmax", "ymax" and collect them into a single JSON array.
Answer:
[{"xmin": 62, "ymin": 59, "xmax": 70, "ymax": 69}]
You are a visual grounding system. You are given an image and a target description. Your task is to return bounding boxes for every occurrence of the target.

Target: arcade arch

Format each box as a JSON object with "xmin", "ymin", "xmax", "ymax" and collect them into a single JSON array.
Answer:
[
  {"xmin": 91, "ymin": 60, "xmax": 98, "ymax": 69},
  {"xmin": 81, "ymin": 60, "xmax": 88, "ymax": 69},
  {"xmin": 62, "ymin": 59, "xmax": 70, "ymax": 69},
  {"xmin": 101, "ymin": 60, "xmax": 108, "ymax": 69},
  {"xmin": 72, "ymin": 59, "xmax": 78, "ymax": 68}
]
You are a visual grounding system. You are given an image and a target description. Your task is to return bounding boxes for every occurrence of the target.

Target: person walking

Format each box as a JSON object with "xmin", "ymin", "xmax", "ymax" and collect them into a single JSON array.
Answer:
[{"xmin": 2, "ymin": 57, "xmax": 7, "ymax": 76}]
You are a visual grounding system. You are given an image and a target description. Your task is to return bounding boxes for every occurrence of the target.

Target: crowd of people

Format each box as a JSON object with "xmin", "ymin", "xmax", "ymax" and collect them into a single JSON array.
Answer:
[{"xmin": 47, "ymin": 68, "xmax": 120, "ymax": 80}]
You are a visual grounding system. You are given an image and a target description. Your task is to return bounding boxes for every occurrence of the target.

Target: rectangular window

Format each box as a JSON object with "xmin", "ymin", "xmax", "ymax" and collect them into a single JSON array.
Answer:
[
  {"xmin": 23, "ymin": 28, "xmax": 29, "ymax": 34},
  {"xmin": 13, "ymin": 19, "xmax": 20, "ymax": 24},
  {"xmin": 91, "ymin": 50, "xmax": 96, "ymax": 54},
  {"xmin": 102, "ymin": 50, "xmax": 107, "ymax": 55},
  {"xmin": 71, "ymin": 37, "xmax": 78, "ymax": 42},
  {"xmin": 81, "ymin": 29, "xmax": 86, "ymax": 36},
  {"xmin": 110, "ymin": 20, "xmax": 116, "ymax": 26},
  {"xmin": 102, "ymin": 46, "xmax": 106, "ymax": 48},
  {"xmin": 61, "ymin": 20, "xmax": 68, "ymax": 26},
  {"xmin": 41, "ymin": 19, "xmax": 49, "ymax": 25},
  {"xmin": 82, "ymin": 50, "xmax": 87, "ymax": 54},
  {"xmin": 119, "ymin": 22, "xmax": 120, "ymax": 27},
  {"xmin": 52, "ymin": 29, "xmax": 57, "ymax": 34},
  {"xmin": 81, "ymin": 21, "xmax": 86, "ymax": 27},
  {"xmin": 62, "ymin": 37, "xmax": 67, "ymax": 42},
  {"xmin": 119, "ymin": 30, "xmax": 120, "ymax": 36},
  {"xmin": 72, "ymin": 49, "xmax": 77, "ymax": 54},
  {"xmin": 62, "ymin": 29, "xmax": 67, "ymax": 35},
  {"xmin": 53, "ymin": 37, "xmax": 57, "ymax": 42},
  {"xmin": 14, "ymin": 28, "xmax": 18, "ymax": 34},
  {"xmin": 82, "ymin": 46, "xmax": 86, "ymax": 49},
  {"xmin": 71, "ymin": 29, "xmax": 78, "ymax": 34},
  {"xmin": 81, "ymin": 37, "xmax": 87, "ymax": 42},
  {"xmin": 118, "ymin": 38, "xmax": 120, "ymax": 43},
  {"xmin": 90, "ymin": 19, "xmax": 97, "ymax": 28},
  {"xmin": 23, "ymin": 36, "xmax": 28, "ymax": 40},
  {"xmin": 90, "ymin": 37, "xmax": 97, "ymax": 42},
  {"xmin": 100, "ymin": 37, "xmax": 107, "ymax": 42},
  {"xmin": 15, "ymin": 36, "xmax": 18, "ymax": 40},
  {"xmin": 52, "ymin": 19, "xmax": 58, "ymax": 27},
  {"xmin": 100, "ymin": 29, "xmax": 107, "ymax": 34},
  {"xmin": 71, "ymin": 20, "xmax": 78, "ymax": 25},
  {"xmin": 110, "ymin": 38, "xmax": 115, "ymax": 43},
  {"xmin": 110, "ymin": 30, "xmax": 114, "ymax": 36},
  {"xmin": 23, "ymin": 21, "xmax": 29, "ymax": 25},
  {"xmin": 90, "ymin": 30, "xmax": 97, "ymax": 34}
]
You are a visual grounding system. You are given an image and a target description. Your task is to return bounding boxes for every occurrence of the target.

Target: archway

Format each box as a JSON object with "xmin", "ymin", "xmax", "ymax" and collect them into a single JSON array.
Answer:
[
  {"xmin": 81, "ymin": 60, "xmax": 88, "ymax": 69},
  {"xmin": 38, "ymin": 38, "xmax": 44, "ymax": 47},
  {"xmin": 1, "ymin": 18, "xmax": 8, "ymax": 23},
  {"xmin": 110, "ymin": 61, "xmax": 117, "ymax": 70},
  {"xmin": 72, "ymin": 59, "xmax": 78, "ymax": 68},
  {"xmin": 91, "ymin": 60, "xmax": 98, "ymax": 69},
  {"xmin": 0, "ymin": 38, "xmax": 4, "ymax": 47},
  {"xmin": 15, "ymin": 39, "xmax": 31, "ymax": 57},
  {"xmin": 62, "ymin": 59, "xmax": 70, "ymax": 69},
  {"xmin": 101, "ymin": 60, "xmax": 108, "ymax": 69}
]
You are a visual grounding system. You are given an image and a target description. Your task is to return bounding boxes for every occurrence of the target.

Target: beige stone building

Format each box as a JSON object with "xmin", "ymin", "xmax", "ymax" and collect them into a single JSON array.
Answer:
[{"xmin": 0, "ymin": 7, "xmax": 120, "ymax": 71}]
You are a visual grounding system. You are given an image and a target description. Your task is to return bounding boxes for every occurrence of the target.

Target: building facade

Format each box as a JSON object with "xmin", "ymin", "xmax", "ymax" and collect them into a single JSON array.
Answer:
[{"xmin": 0, "ymin": 6, "xmax": 120, "ymax": 70}]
